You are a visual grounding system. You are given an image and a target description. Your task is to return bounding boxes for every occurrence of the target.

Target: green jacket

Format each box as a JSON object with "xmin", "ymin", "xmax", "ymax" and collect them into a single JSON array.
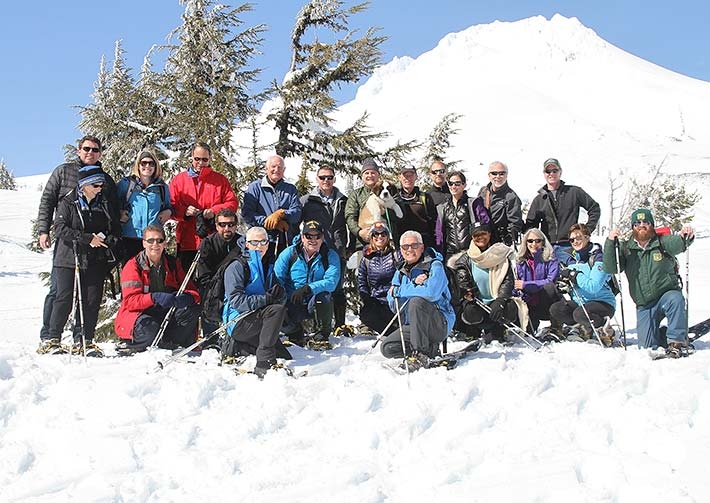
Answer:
[{"xmin": 602, "ymin": 234, "xmax": 692, "ymax": 308}]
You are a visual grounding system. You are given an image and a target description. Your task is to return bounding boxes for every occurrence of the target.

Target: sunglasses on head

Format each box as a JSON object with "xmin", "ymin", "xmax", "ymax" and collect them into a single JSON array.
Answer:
[
  {"xmin": 193, "ymin": 157, "xmax": 209, "ymax": 163},
  {"xmin": 81, "ymin": 146, "xmax": 101, "ymax": 153},
  {"xmin": 400, "ymin": 243, "xmax": 422, "ymax": 251},
  {"xmin": 216, "ymin": 221, "xmax": 237, "ymax": 228},
  {"xmin": 144, "ymin": 237, "xmax": 165, "ymax": 244},
  {"xmin": 544, "ymin": 168, "xmax": 560, "ymax": 174},
  {"xmin": 140, "ymin": 160, "xmax": 156, "ymax": 167},
  {"xmin": 318, "ymin": 175, "xmax": 334, "ymax": 181},
  {"xmin": 247, "ymin": 238, "xmax": 269, "ymax": 246},
  {"xmin": 526, "ymin": 238, "xmax": 543, "ymax": 244},
  {"xmin": 489, "ymin": 171, "xmax": 507, "ymax": 176},
  {"xmin": 447, "ymin": 180, "xmax": 463, "ymax": 187},
  {"xmin": 430, "ymin": 168, "xmax": 445, "ymax": 175},
  {"xmin": 303, "ymin": 233, "xmax": 323, "ymax": 240}
]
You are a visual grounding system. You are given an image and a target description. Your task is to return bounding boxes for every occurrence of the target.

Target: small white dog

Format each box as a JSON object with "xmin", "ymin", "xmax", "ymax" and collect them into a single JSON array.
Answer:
[{"xmin": 358, "ymin": 182, "xmax": 403, "ymax": 232}]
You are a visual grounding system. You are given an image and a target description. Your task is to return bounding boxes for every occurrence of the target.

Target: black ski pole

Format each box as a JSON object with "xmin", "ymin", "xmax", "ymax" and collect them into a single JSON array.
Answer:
[
  {"xmin": 566, "ymin": 279, "xmax": 606, "ymax": 347},
  {"xmin": 150, "ymin": 249, "xmax": 202, "ymax": 350},
  {"xmin": 72, "ymin": 240, "xmax": 87, "ymax": 361},
  {"xmin": 613, "ymin": 238, "xmax": 627, "ymax": 349}
]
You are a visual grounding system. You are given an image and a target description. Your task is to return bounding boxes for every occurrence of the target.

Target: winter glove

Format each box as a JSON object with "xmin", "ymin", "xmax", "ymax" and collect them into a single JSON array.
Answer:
[
  {"xmin": 263, "ymin": 209, "xmax": 286, "ymax": 230},
  {"xmin": 275, "ymin": 219, "xmax": 290, "ymax": 233},
  {"xmin": 488, "ymin": 298, "xmax": 507, "ymax": 322},
  {"xmin": 151, "ymin": 292, "xmax": 176, "ymax": 309},
  {"xmin": 267, "ymin": 283, "xmax": 285, "ymax": 300},
  {"xmin": 290, "ymin": 285, "xmax": 312, "ymax": 305},
  {"xmin": 174, "ymin": 293, "xmax": 194, "ymax": 309},
  {"xmin": 559, "ymin": 268, "xmax": 578, "ymax": 284}
]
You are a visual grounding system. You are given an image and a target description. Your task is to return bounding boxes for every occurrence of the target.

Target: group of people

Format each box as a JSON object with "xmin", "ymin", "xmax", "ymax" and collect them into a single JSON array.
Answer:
[{"xmin": 36, "ymin": 136, "xmax": 696, "ymax": 374}]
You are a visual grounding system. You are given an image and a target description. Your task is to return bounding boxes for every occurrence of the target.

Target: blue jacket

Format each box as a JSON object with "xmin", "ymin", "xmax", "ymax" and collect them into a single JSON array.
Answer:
[
  {"xmin": 274, "ymin": 237, "xmax": 340, "ymax": 299},
  {"xmin": 515, "ymin": 249, "xmax": 560, "ymax": 303},
  {"xmin": 116, "ymin": 176, "xmax": 172, "ymax": 238},
  {"xmin": 358, "ymin": 246, "xmax": 402, "ymax": 305},
  {"xmin": 242, "ymin": 176, "xmax": 302, "ymax": 244},
  {"xmin": 387, "ymin": 248, "xmax": 455, "ymax": 333},
  {"xmin": 222, "ymin": 248, "xmax": 285, "ymax": 336},
  {"xmin": 559, "ymin": 242, "xmax": 616, "ymax": 308}
]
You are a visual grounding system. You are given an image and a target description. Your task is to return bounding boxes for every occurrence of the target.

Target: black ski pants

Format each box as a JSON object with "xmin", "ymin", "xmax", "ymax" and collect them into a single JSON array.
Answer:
[
  {"xmin": 359, "ymin": 297, "xmax": 397, "ymax": 336},
  {"xmin": 132, "ymin": 304, "xmax": 201, "ymax": 350},
  {"xmin": 549, "ymin": 299, "xmax": 614, "ymax": 332},
  {"xmin": 230, "ymin": 304, "xmax": 288, "ymax": 363},
  {"xmin": 48, "ymin": 265, "xmax": 106, "ymax": 343},
  {"xmin": 381, "ymin": 297, "xmax": 448, "ymax": 358}
]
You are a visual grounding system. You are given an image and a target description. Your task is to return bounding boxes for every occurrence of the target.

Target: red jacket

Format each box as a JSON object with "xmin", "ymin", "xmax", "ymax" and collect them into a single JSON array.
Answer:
[
  {"xmin": 169, "ymin": 167, "xmax": 238, "ymax": 251},
  {"xmin": 115, "ymin": 251, "xmax": 201, "ymax": 340}
]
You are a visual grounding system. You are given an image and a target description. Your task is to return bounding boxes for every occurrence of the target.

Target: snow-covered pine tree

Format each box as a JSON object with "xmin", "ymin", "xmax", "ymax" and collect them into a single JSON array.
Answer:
[
  {"xmin": 160, "ymin": 0, "xmax": 264, "ymax": 185},
  {"xmin": 418, "ymin": 112, "xmax": 462, "ymax": 189},
  {"xmin": 268, "ymin": 0, "xmax": 416, "ymax": 176},
  {"xmin": 0, "ymin": 159, "xmax": 17, "ymax": 190}
]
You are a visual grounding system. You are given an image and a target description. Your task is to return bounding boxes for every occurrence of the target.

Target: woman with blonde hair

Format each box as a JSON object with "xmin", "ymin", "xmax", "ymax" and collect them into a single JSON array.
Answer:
[
  {"xmin": 116, "ymin": 150, "xmax": 172, "ymax": 262},
  {"xmin": 514, "ymin": 228, "xmax": 560, "ymax": 332}
]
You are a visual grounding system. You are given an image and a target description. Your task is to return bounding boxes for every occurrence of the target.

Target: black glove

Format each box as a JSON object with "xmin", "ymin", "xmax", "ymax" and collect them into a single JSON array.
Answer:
[
  {"xmin": 488, "ymin": 298, "xmax": 507, "ymax": 322},
  {"xmin": 290, "ymin": 285, "xmax": 312, "ymax": 305},
  {"xmin": 267, "ymin": 283, "xmax": 285, "ymax": 300},
  {"xmin": 174, "ymin": 293, "xmax": 194, "ymax": 309},
  {"xmin": 559, "ymin": 268, "xmax": 578, "ymax": 284},
  {"xmin": 151, "ymin": 292, "xmax": 176, "ymax": 309}
]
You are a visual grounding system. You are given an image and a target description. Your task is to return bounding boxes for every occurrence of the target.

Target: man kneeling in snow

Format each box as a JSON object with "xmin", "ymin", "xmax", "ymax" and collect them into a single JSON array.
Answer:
[
  {"xmin": 114, "ymin": 225, "xmax": 201, "ymax": 352},
  {"xmin": 381, "ymin": 230, "xmax": 455, "ymax": 371}
]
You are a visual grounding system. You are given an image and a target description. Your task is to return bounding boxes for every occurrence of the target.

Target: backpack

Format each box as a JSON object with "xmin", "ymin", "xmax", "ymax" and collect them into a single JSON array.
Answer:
[
  {"xmin": 201, "ymin": 250, "xmax": 249, "ymax": 324},
  {"xmin": 287, "ymin": 244, "xmax": 330, "ymax": 271},
  {"xmin": 124, "ymin": 178, "xmax": 168, "ymax": 209}
]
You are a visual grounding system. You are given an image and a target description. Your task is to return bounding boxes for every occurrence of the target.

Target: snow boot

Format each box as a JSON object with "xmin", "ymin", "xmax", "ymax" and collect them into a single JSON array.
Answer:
[
  {"xmin": 70, "ymin": 341, "xmax": 104, "ymax": 358},
  {"xmin": 400, "ymin": 351, "xmax": 430, "ymax": 372},
  {"xmin": 37, "ymin": 338, "xmax": 67, "ymax": 355}
]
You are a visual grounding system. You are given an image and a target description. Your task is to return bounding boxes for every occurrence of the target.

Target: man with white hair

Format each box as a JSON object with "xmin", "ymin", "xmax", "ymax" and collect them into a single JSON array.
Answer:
[{"xmin": 478, "ymin": 161, "xmax": 523, "ymax": 246}]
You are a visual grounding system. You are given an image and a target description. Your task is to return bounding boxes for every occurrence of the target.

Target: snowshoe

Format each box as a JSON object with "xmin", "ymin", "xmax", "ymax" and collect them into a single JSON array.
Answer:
[
  {"xmin": 333, "ymin": 324, "xmax": 356, "ymax": 337},
  {"xmin": 355, "ymin": 324, "xmax": 376, "ymax": 337},
  {"xmin": 665, "ymin": 342, "xmax": 695, "ymax": 359},
  {"xmin": 70, "ymin": 342, "xmax": 105, "ymax": 358},
  {"xmin": 399, "ymin": 351, "xmax": 430, "ymax": 373},
  {"xmin": 305, "ymin": 337, "xmax": 333, "ymax": 351},
  {"xmin": 36, "ymin": 338, "xmax": 68, "ymax": 355},
  {"xmin": 115, "ymin": 341, "xmax": 145, "ymax": 357}
]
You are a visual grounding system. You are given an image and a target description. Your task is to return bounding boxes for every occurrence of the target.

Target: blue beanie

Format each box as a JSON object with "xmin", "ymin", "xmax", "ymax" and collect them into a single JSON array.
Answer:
[{"xmin": 77, "ymin": 165, "xmax": 106, "ymax": 189}]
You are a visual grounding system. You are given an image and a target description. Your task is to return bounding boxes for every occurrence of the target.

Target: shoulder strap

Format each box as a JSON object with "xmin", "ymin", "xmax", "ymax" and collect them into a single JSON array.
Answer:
[{"xmin": 124, "ymin": 178, "xmax": 137, "ymax": 206}]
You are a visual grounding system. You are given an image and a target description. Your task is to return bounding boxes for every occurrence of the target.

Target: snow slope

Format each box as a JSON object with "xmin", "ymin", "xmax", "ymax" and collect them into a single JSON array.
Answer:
[{"xmin": 1, "ymin": 186, "xmax": 710, "ymax": 502}]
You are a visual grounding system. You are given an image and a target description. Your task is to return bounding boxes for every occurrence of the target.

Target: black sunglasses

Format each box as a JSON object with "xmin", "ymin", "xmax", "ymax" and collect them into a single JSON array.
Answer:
[
  {"xmin": 489, "ymin": 171, "xmax": 507, "ymax": 176},
  {"xmin": 91, "ymin": 183, "xmax": 104, "ymax": 189},
  {"xmin": 216, "ymin": 221, "xmax": 237, "ymax": 228},
  {"xmin": 372, "ymin": 231, "xmax": 388, "ymax": 238},
  {"xmin": 430, "ymin": 169, "xmax": 445, "ymax": 175},
  {"xmin": 81, "ymin": 146, "xmax": 101, "ymax": 153},
  {"xmin": 303, "ymin": 233, "xmax": 323, "ymax": 240},
  {"xmin": 526, "ymin": 238, "xmax": 543, "ymax": 244},
  {"xmin": 193, "ymin": 157, "xmax": 209, "ymax": 163},
  {"xmin": 569, "ymin": 236, "xmax": 587, "ymax": 242},
  {"xmin": 144, "ymin": 237, "xmax": 165, "ymax": 244},
  {"xmin": 447, "ymin": 181, "xmax": 463, "ymax": 187},
  {"xmin": 544, "ymin": 168, "xmax": 560, "ymax": 174},
  {"xmin": 140, "ymin": 160, "xmax": 156, "ymax": 167},
  {"xmin": 318, "ymin": 175, "xmax": 334, "ymax": 181}
]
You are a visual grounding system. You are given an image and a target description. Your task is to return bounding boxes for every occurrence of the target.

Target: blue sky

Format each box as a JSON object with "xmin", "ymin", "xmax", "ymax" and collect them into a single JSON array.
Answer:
[{"xmin": 1, "ymin": 0, "xmax": 707, "ymax": 177}]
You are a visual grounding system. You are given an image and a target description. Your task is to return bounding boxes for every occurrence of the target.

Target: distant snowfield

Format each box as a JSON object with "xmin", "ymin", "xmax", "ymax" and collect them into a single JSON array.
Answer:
[{"xmin": 2, "ymin": 168, "xmax": 710, "ymax": 503}]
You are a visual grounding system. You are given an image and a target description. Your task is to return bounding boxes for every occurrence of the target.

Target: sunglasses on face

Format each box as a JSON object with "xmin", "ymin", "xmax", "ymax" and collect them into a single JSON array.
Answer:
[
  {"xmin": 144, "ymin": 237, "xmax": 165, "ymax": 244},
  {"xmin": 193, "ymin": 157, "xmax": 209, "ymax": 163},
  {"xmin": 140, "ymin": 160, "xmax": 156, "ymax": 167},
  {"xmin": 447, "ymin": 180, "xmax": 464, "ymax": 187},
  {"xmin": 303, "ymin": 233, "xmax": 323, "ymax": 240},
  {"xmin": 544, "ymin": 169, "xmax": 560, "ymax": 174},
  {"xmin": 372, "ymin": 232, "xmax": 388, "ymax": 238},
  {"xmin": 81, "ymin": 146, "xmax": 101, "ymax": 153},
  {"xmin": 489, "ymin": 171, "xmax": 507, "ymax": 176},
  {"xmin": 91, "ymin": 183, "xmax": 104, "ymax": 189},
  {"xmin": 216, "ymin": 221, "xmax": 237, "ymax": 228},
  {"xmin": 247, "ymin": 239, "xmax": 269, "ymax": 246},
  {"xmin": 632, "ymin": 221, "xmax": 652, "ymax": 228},
  {"xmin": 527, "ymin": 238, "xmax": 543, "ymax": 244},
  {"xmin": 430, "ymin": 169, "xmax": 445, "ymax": 175},
  {"xmin": 318, "ymin": 175, "xmax": 334, "ymax": 181},
  {"xmin": 569, "ymin": 236, "xmax": 587, "ymax": 243},
  {"xmin": 400, "ymin": 243, "xmax": 422, "ymax": 251}
]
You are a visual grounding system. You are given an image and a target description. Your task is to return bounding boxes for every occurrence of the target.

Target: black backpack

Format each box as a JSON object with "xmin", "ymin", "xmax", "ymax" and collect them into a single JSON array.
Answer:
[{"xmin": 201, "ymin": 250, "xmax": 249, "ymax": 324}]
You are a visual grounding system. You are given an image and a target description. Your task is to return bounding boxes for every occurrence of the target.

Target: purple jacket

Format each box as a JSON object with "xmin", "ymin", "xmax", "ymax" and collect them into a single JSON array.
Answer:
[{"xmin": 515, "ymin": 250, "xmax": 560, "ymax": 303}]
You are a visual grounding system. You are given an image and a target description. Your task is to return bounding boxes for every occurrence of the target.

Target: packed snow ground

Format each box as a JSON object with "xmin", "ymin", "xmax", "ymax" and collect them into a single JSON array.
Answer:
[{"xmin": 1, "ymin": 183, "xmax": 710, "ymax": 503}]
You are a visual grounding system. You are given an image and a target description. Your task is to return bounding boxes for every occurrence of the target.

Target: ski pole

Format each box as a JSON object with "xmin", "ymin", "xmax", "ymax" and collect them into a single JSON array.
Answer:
[
  {"xmin": 473, "ymin": 298, "xmax": 548, "ymax": 351},
  {"xmin": 393, "ymin": 294, "xmax": 409, "ymax": 373},
  {"xmin": 361, "ymin": 299, "xmax": 410, "ymax": 364},
  {"xmin": 72, "ymin": 241, "xmax": 87, "ymax": 362},
  {"xmin": 613, "ymin": 238, "xmax": 627, "ymax": 349},
  {"xmin": 150, "ymin": 249, "xmax": 202, "ymax": 350},
  {"xmin": 566, "ymin": 280, "xmax": 606, "ymax": 347},
  {"xmin": 685, "ymin": 238, "xmax": 690, "ymax": 342},
  {"xmin": 152, "ymin": 309, "xmax": 254, "ymax": 373}
]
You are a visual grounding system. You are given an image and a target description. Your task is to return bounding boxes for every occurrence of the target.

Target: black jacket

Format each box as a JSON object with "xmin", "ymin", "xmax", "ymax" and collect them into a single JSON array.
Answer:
[
  {"xmin": 425, "ymin": 184, "xmax": 451, "ymax": 207},
  {"xmin": 453, "ymin": 251, "xmax": 514, "ymax": 301},
  {"xmin": 53, "ymin": 191, "xmax": 119, "ymax": 270},
  {"xmin": 524, "ymin": 181, "xmax": 600, "ymax": 244},
  {"xmin": 393, "ymin": 187, "xmax": 437, "ymax": 249},
  {"xmin": 196, "ymin": 231, "xmax": 242, "ymax": 295},
  {"xmin": 439, "ymin": 193, "xmax": 472, "ymax": 257},
  {"xmin": 478, "ymin": 182, "xmax": 523, "ymax": 246},
  {"xmin": 38, "ymin": 160, "xmax": 120, "ymax": 236},
  {"xmin": 300, "ymin": 187, "xmax": 352, "ymax": 258}
]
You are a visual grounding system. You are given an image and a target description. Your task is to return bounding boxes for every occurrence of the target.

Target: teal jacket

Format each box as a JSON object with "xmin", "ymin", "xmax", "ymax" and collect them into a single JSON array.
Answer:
[{"xmin": 603, "ymin": 234, "xmax": 692, "ymax": 308}]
